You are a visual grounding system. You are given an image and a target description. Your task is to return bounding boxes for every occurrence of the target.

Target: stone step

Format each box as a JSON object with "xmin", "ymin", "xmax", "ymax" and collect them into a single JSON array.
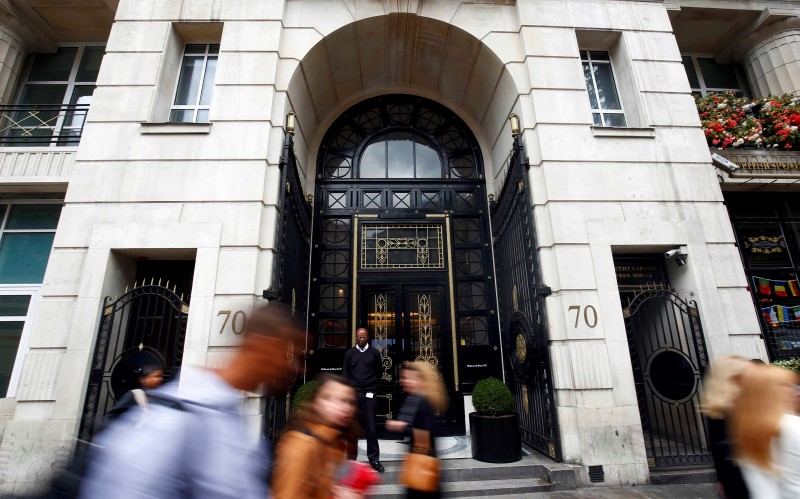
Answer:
[
  {"xmin": 649, "ymin": 468, "xmax": 717, "ymax": 485},
  {"xmin": 375, "ymin": 456, "xmax": 555, "ymax": 484},
  {"xmin": 369, "ymin": 477, "xmax": 553, "ymax": 498}
]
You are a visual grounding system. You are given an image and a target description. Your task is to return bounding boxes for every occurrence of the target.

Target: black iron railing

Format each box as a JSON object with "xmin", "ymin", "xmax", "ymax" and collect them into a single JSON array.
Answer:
[{"xmin": 0, "ymin": 104, "xmax": 89, "ymax": 146}]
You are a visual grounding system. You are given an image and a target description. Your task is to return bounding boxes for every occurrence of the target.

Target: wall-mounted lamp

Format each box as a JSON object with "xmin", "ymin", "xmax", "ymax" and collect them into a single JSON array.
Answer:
[
  {"xmin": 488, "ymin": 194, "xmax": 495, "ymax": 203},
  {"xmin": 306, "ymin": 194, "xmax": 313, "ymax": 204},
  {"xmin": 286, "ymin": 112, "xmax": 296, "ymax": 135},
  {"xmin": 509, "ymin": 113, "xmax": 521, "ymax": 138}
]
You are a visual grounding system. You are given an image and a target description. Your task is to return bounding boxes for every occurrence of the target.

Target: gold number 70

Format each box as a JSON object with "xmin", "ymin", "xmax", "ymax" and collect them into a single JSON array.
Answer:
[
  {"xmin": 568, "ymin": 305, "xmax": 598, "ymax": 328},
  {"xmin": 218, "ymin": 310, "xmax": 247, "ymax": 334}
]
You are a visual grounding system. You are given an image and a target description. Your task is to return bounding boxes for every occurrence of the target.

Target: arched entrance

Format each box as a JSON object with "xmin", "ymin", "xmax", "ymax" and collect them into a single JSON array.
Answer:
[{"xmin": 307, "ymin": 94, "xmax": 502, "ymax": 434}]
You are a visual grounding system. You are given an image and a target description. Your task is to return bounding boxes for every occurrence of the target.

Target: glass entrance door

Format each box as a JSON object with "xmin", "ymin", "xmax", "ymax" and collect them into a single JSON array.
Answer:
[{"xmin": 361, "ymin": 282, "xmax": 460, "ymax": 435}]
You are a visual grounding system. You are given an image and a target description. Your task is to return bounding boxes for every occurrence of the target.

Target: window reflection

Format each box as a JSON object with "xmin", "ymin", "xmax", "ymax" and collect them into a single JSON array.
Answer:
[{"xmin": 359, "ymin": 131, "xmax": 442, "ymax": 179}]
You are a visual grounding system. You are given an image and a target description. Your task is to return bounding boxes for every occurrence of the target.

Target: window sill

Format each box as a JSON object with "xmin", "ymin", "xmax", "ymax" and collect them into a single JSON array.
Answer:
[
  {"xmin": 591, "ymin": 126, "xmax": 655, "ymax": 138},
  {"xmin": 140, "ymin": 122, "xmax": 212, "ymax": 135}
]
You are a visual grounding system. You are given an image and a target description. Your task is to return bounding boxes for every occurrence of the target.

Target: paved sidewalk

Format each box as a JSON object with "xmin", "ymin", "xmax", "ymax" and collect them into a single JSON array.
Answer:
[{"xmin": 465, "ymin": 484, "xmax": 717, "ymax": 498}]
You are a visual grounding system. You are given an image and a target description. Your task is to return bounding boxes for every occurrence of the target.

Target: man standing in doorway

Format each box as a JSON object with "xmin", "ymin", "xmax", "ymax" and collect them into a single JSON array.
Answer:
[{"xmin": 342, "ymin": 327, "xmax": 384, "ymax": 472}]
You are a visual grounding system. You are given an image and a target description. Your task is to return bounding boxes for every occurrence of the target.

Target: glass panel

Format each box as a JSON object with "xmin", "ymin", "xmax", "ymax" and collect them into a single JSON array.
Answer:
[
  {"xmin": 169, "ymin": 109, "xmax": 195, "ymax": 123},
  {"xmin": 415, "ymin": 136, "xmax": 441, "ymax": 178},
  {"xmin": 29, "ymin": 48, "xmax": 78, "ymax": 81},
  {"xmin": 583, "ymin": 63, "xmax": 599, "ymax": 109},
  {"xmin": 360, "ymin": 136, "xmax": 386, "ymax": 178},
  {"xmin": 320, "ymin": 285, "xmax": 348, "ymax": 311},
  {"xmin": 318, "ymin": 319, "xmax": 348, "ymax": 348},
  {"xmin": 460, "ymin": 316, "xmax": 489, "ymax": 346},
  {"xmin": 682, "ymin": 56, "xmax": 700, "ymax": 89},
  {"xmin": 736, "ymin": 223, "xmax": 792, "ymax": 269},
  {"xmin": 208, "ymin": 44, "xmax": 220, "ymax": 55},
  {"xmin": 199, "ymin": 57, "xmax": 217, "ymax": 105},
  {"xmin": 185, "ymin": 44, "xmax": 206, "ymax": 55},
  {"xmin": 321, "ymin": 251, "xmax": 349, "ymax": 277},
  {"xmin": 458, "ymin": 282, "xmax": 486, "ymax": 309},
  {"xmin": 326, "ymin": 157, "xmax": 351, "ymax": 179},
  {"xmin": 63, "ymin": 85, "xmax": 94, "ymax": 129},
  {"xmin": 698, "ymin": 58, "xmax": 739, "ymax": 89},
  {"xmin": 362, "ymin": 191, "xmax": 382, "ymax": 209},
  {"xmin": 589, "ymin": 51, "xmax": 610, "ymax": 61},
  {"xmin": 392, "ymin": 192, "xmax": 411, "ymax": 208},
  {"xmin": 579, "ymin": 50, "xmax": 589, "ymax": 60},
  {"xmin": 387, "ymin": 132, "xmax": 413, "ymax": 178},
  {"xmin": 593, "ymin": 63, "xmax": 622, "ymax": 110},
  {"xmin": 603, "ymin": 113, "xmax": 627, "ymax": 127},
  {"xmin": 361, "ymin": 225, "xmax": 443, "ymax": 269},
  {"xmin": 0, "ymin": 295, "xmax": 31, "ymax": 317},
  {"xmin": 0, "ymin": 206, "xmax": 5, "ymax": 223},
  {"xmin": 76, "ymin": 46, "xmax": 105, "ymax": 82},
  {"xmin": 0, "ymin": 321, "xmax": 25, "ymax": 397},
  {"xmin": 726, "ymin": 194, "xmax": 778, "ymax": 218},
  {"xmin": 18, "ymin": 84, "xmax": 68, "ymax": 106},
  {"xmin": 195, "ymin": 109, "xmax": 209, "ymax": 123},
  {"xmin": 367, "ymin": 292, "xmax": 396, "ymax": 381},
  {"xmin": 173, "ymin": 55, "xmax": 204, "ymax": 105},
  {"xmin": 592, "ymin": 113, "xmax": 603, "ymax": 126},
  {"xmin": 322, "ymin": 219, "xmax": 350, "ymax": 244},
  {"xmin": 6, "ymin": 204, "xmax": 62, "ymax": 230},
  {"xmin": 0, "ymin": 233, "xmax": 56, "ymax": 284},
  {"xmin": 456, "ymin": 250, "xmax": 483, "ymax": 276},
  {"xmin": 410, "ymin": 292, "xmax": 440, "ymax": 370}
]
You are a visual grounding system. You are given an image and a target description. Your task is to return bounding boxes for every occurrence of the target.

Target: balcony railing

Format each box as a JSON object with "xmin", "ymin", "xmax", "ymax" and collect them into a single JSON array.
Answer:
[{"xmin": 0, "ymin": 104, "xmax": 89, "ymax": 147}]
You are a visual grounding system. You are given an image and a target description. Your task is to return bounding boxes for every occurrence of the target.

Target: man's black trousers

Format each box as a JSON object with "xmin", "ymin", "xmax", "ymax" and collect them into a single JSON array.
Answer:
[{"xmin": 349, "ymin": 391, "xmax": 380, "ymax": 462}]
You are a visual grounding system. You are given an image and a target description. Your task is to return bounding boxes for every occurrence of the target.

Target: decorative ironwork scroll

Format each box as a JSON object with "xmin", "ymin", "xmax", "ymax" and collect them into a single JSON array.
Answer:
[
  {"xmin": 373, "ymin": 293, "xmax": 394, "ymax": 381},
  {"xmin": 490, "ymin": 136, "xmax": 561, "ymax": 460},
  {"xmin": 361, "ymin": 224, "xmax": 443, "ymax": 269},
  {"xmin": 414, "ymin": 293, "xmax": 438, "ymax": 368}
]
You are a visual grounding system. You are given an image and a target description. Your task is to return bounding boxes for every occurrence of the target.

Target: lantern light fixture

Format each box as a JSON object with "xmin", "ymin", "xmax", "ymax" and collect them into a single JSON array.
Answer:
[
  {"xmin": 509, "ymin": 114, "xmax": 521, "ymax": 138},
  {"xmin": 286, "ymin": 112, "xmax": 296, "ymax": 135}
]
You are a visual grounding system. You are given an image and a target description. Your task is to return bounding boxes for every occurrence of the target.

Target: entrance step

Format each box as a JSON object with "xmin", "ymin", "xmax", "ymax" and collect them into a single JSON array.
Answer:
[
  {"xmin": 650, "ymin": 468, "xmax": 717, "ymax": 485},
  {"xmin": 367, "ymin": 455, "xmax": 578, "ymax": 498}
]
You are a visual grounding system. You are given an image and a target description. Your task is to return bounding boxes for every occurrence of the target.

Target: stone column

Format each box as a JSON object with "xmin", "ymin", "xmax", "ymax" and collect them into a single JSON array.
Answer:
[
  {"xmin": 738, "ymin": 17, "xmax": 800, "ymax": 98},
  {"xmin": 0, "ymin": 11, "xmax": 29, "ymax": 104}
]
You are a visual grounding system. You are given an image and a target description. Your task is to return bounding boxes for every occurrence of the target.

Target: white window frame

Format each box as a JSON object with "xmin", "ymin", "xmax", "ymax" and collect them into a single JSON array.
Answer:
[
  {"xmin": 0, "ymin": 199, "xmax": 61, "ymax": 398},
  {"xmin": 682, "ymin": 53, "xmax": 750, "ymax": 97},
  {"xmin": 581, "ymin": 50, "xmax": 627, "ymax": 127},
  {"xmin": 14, "ymin": 43, "xmax": 105, "ymax": 146},
  {"xmin": 169, "ymin": 44, "xmax": 219, "ymax": 123},
  {"xmin": 0, "ymin": 288, "xmax": 39, "ymax": 398}
]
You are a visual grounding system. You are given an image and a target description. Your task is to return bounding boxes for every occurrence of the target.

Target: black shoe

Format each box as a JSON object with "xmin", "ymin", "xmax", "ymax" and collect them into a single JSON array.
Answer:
[{"xmin": 369, "ymin": 461, "xmax": 385, "ymax": 473}]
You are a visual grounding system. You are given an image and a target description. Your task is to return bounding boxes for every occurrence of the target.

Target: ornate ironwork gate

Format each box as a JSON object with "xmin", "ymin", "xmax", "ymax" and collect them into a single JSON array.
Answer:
[
  {"xmin": 491, "ymin": 137, "xmax": 560, "ymax": 460},
  {"xmin": 623, "ymin": 288, "xmax": 712, "ymax": 468},
  {"xmin": 263, "ymin": 127, "xmax": 312, "ymax": 442},
  {"xmin": 78, "ymin": 284, "xmax": 189, "ymax": 442}
]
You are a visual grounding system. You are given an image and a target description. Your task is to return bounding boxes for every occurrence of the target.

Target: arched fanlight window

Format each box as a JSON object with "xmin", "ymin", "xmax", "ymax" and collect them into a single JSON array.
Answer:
[{"xmin": 319, "ymin": 95, "xmax": 482, "ymax": 180}]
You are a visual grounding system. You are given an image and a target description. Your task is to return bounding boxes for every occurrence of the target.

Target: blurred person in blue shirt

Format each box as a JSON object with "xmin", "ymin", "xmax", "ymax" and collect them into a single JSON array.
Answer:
[{"xmin": 78, "ymin": 302, "xmax": 305, "ymax": 499}]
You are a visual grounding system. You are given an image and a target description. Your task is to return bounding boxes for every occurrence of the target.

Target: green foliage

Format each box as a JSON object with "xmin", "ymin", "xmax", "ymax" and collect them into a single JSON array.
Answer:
[
  {"xmin": 291, "ymin": 380, "xmax": 320, "ymax": 411},
  {"xmin": 772, "ymin": 358, "xmax": 800, "ymax": 375},
  {"xmin": 472, "ymin": 377, "xmax": 514, "ymax": 416}
]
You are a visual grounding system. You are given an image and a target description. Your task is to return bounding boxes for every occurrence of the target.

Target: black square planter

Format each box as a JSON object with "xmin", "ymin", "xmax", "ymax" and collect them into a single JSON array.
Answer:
[{"xmin": 469, "ymin": 412, "xmax": 522, "ymax": 463}]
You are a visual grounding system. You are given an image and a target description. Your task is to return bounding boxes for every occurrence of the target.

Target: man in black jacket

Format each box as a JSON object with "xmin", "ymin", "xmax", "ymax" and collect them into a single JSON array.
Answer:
[{"xmin": 342, "ymin": 327, "xmax": 384, "ymax": 472}]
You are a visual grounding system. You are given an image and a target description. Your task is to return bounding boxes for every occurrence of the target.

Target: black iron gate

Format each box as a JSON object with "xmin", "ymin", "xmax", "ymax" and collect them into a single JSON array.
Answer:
[
  {"xmin": 490, "ymin": 136, "xmax": 560, "ymax": 460},
  {"xmin": 623, "ymin": 288, "xmax": 712, "ymax": 469},
  {"xmin": 263, "ymin": 127, "xmax": 312, "ymax": 442},
  {"xmin": 78, "ymin": 284, "xmax": 189, "ymax": 442}
]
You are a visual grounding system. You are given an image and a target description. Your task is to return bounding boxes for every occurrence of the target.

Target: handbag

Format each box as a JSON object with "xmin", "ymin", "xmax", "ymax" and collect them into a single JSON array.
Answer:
[{"xmin": 399, "ymin": 428, "xmax": 440, "ymax": 492}]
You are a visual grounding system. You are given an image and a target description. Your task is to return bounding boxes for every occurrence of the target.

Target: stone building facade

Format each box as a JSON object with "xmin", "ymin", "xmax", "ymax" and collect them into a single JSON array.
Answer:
[{"xmin": 1, "ymin": 0, "xmax": 799, "ymax": 493}]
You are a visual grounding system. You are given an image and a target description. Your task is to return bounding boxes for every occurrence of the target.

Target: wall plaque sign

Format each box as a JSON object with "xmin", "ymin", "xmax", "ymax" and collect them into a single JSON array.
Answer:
[{"xmin": 713, "ymin": 150, "xmax": 800, "ymax": 177}]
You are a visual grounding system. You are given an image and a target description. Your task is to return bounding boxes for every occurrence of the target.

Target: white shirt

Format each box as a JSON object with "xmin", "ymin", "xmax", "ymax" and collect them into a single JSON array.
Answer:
[
  {"xmin": 356, "ymin": 343, "xmax": 369, "ymax": 353},
  {"xmin": 80, "ymin": 367, "xmax": 270, "ymax": 499},
  {"xmin": 739, "ymin": 413, "xmax": 800, "ymax": 499}
]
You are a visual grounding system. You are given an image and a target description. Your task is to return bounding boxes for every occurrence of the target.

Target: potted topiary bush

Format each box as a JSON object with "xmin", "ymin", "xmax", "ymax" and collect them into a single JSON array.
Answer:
[
  {"xmin": 291, "ymin": 379, "xmax": 320, "ymax": 412},
  {"xmin": 772, "ymin": 358, "xmax": 800, "ymax": 375},
  {"xmin": 469, "ymin": 377, "xmax": 521, "ymax": 463}
]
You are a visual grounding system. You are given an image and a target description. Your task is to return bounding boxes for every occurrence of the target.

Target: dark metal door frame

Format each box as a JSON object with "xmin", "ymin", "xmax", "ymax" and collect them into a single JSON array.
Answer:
[
  {"xmin": 490, "ymin": 135, "xmax": 561, "ymax": 461},
  {"xmin": 623, "ymin": 288, "xmax": 712, "ymax": 469}
]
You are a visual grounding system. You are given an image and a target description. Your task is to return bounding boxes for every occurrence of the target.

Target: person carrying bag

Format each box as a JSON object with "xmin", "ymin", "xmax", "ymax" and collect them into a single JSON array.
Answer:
[{"xmin": 386, "ymin": 361, "xmax": 448, "ymax": 499}]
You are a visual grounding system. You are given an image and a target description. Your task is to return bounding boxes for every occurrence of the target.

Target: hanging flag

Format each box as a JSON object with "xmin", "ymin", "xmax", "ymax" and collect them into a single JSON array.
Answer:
[
  {"xmin": 777, "ymin": 305, "xmax": 786, "ymax": 322},
  {"xmin": 793, "ymin": 305, "xmax": 800, "ymax": 318},
  {"xmin": 758, "ymin": 277, "xmax": 772, "ymax": 295},
  {"xmin": 775, "ymin": 281, "xmax": 789, "ymax": 297},
  {"xmin": 790, "ymin": 280, "xmax": 800, "ymax": 296},
  {"xmin": 761, "ymin": 307, "xmax": 778, "ymax": 326}
]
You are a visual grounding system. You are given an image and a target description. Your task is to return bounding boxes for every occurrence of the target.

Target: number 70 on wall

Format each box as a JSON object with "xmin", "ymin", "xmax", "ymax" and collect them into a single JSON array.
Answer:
[{"xmin": 567, "ymin": 305, "xmax": 598, "ymax": 328}]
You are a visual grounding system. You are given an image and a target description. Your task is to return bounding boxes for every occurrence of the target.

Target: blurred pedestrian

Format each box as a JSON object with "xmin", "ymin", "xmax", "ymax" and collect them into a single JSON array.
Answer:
[
  {"xmin": 730, "ymin": 363, "xmax": 800, "ymax": 499},
  {"xmin": 272, "ymin": 373, "xmax": 358, "ymax": 499},
  {"xmin": 78, "ymin": 302, "xmax": 305, "ymax": 499},
  {"xmin": 106, "ymin": 363, "xmax": 164, "ymax": 421},
  {"xmin": 700, "ymin": 355, "xmax": 751, "ymax": 499},
  {"xmin": 386, "ymin": 361, "xmax": 448, "ymax": 499},
  {"xmin": 342, "ymin": 327, "xmax": 383, "ymax": 472}
]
